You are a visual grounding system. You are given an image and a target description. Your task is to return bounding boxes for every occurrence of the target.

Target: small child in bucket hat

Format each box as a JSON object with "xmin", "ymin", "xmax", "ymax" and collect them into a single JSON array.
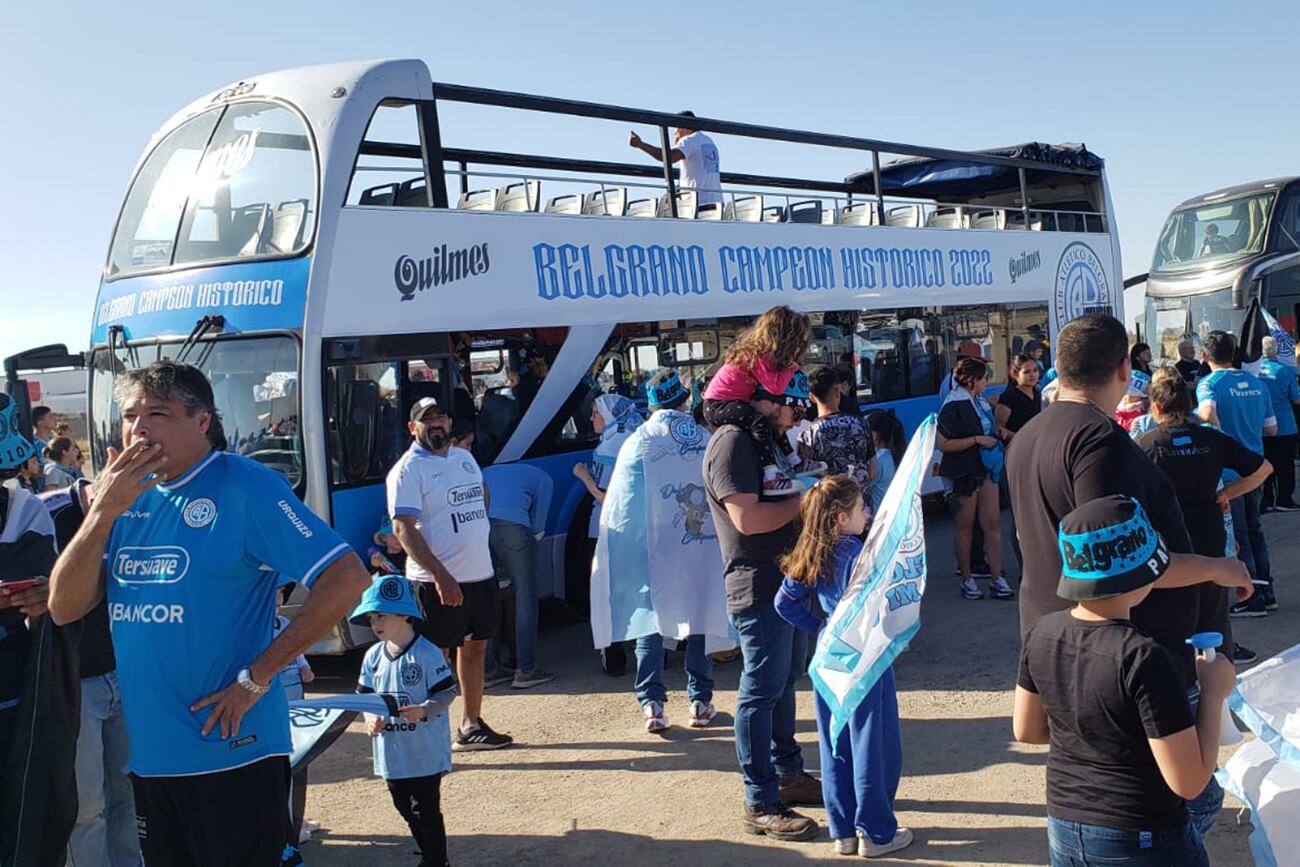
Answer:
[
  {"xmin": 351, "ymin": 575, "xmax": 457, "ymax": 867},
  {"xmin": 1013, "ymin": 495, "xmax": 1238, "ymax": 867}
]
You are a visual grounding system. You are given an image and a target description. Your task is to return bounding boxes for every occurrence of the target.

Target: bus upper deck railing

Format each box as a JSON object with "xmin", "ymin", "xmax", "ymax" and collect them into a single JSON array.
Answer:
[
  {"xmin": 350, "ymin": 164, "xmax": 1108, "ymax": 234},
  {"xmin": 354, "ymin": 82, "xmax": 1106, "ymax": 228}
]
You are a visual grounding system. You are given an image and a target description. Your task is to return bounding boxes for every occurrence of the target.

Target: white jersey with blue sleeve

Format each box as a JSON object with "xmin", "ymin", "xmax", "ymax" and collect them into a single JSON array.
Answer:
[
  {"xmin": 357, "ymin": 636, "xmax": 454, "ymax": 780},
  {"xmin": 273, "ymin": 614, "xmax": 308, "ymax": 700},
  {"xmin": 103, "ymin": 451, "xmax": 352, "ymax": 777}
]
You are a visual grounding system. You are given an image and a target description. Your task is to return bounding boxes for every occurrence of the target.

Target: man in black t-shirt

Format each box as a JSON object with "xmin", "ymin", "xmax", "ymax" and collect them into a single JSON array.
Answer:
[
  {"xmin": 704, "ymin": 382, "xmax": 820, "ymax": 842},
  {"xmin": 1175, "ymin": 338, "xmax": 1203, "ymax": 383},
  {"xmin": 1006, "ymin": 314, "xmax": 1252, "ymax": 664},
  {"xmin": 1006, "ymin": 314, "xmax": 1254, "ymax": 841},
  {"xmin": 40, "ymin": 480, "xmax": 143, "ymax": 865}
]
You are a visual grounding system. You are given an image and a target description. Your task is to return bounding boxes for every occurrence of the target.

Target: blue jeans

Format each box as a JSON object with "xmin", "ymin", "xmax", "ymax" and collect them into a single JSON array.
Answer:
[
  {"xmin": 634, "ymin": 634, "xmax": 713, "ymax": 705},
  {"xmin": 1047, "ymin": 817, "xmax": 1207, "ymax": 866},
  {"xmin": 1230, "ymin": 488, "xmax": 1272, "ymax": 587},
  {"xmin": 488, "ymin": 519, "xmax": 540, "ymax": 672},
  {"xmin": 729, "ymin": 604, "xmax": 807, "ymax": 807},
  {"xmin": 68, "ymin": 671, "xmax": 142, "ymax": 867}
]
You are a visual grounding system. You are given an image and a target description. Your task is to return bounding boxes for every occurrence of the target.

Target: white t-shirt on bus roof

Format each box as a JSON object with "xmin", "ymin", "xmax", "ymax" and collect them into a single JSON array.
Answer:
[
  {"xmin": 386, "ymin": 443, "xmax": 494, "ymax": 585},
  {"xmin": 677, "ymin": 131, "xmax": 721, "ymax": 206}
]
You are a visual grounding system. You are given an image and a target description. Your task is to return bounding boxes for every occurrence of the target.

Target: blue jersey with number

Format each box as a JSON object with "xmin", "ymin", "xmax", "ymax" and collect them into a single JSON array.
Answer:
[
  {"xmin": 358, "ymin": 635, "xmax": 455, "ymax": 779},
  {"xmin": 103, "ymin": 451, "xmax": 351, "ymax": 776}
]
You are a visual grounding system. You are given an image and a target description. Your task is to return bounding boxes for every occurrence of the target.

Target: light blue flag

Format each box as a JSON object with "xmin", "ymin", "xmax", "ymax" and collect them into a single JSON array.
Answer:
[
  {"xmin": 288, "ymin": 694, "xmax": 397, "ymax": 770},
  {"xmin": 1217, "ymin": 640, "xmax": 1300, "ymax": 867},
  {"xmin": 809, "ymin": 414, "xmax": 936, "ymax": 746}
]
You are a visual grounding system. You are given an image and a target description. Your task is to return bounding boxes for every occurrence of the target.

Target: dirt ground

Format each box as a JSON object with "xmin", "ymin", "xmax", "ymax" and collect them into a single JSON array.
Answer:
[{"xmin": 298, "ymin": 506, "xmax": 1294, "ymax": 866}]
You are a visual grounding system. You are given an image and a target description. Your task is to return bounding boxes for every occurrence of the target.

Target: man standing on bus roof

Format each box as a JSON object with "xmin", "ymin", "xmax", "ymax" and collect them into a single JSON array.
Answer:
[
  {"xmin": 46, "ymin": 361, "xmax": 372, "ymax": 867},
  {"xmin": 629, "ymin": 110, "xmax": 722, "ymax": 206},
  {"xmin": 388, "ymin": 397, "xmax": 513, "ymax": 751}
]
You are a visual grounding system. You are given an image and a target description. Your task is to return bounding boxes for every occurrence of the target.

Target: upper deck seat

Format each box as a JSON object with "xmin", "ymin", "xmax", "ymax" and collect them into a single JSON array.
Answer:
[
  {"xmin": 625, "ymin": 197, "xmax": 657, "ymax": 218},
  {"xmin": 657, "ymin": 189, "xmax": 698, "ymax": 219},
  {"xmin": 838, "ymin": 202, "xmax": 878, "ymax": 226},
  {"xmin": 495, "ymin": 180, "xmax": 541, "ymax": 212},
  {"xmin": 234, "ymin": 203, "xmax": 272, "ymax": 256},
  {"xmin": 926, "ymin": 206, "xmax": 966, "ymax": 229},
  {"xmin": 457, "ymin": 188, "xmax": 497, "ymax": 211},
  {"xmin": 583, "ymin": 187, "xmax": 627, "ymax": 216},
  {"xmin": 885, "ymin": 205, "xmax": 923, "ymax": 228},
  {"xmin": 545, "ymin": 193, "xmax": 583, "ymax": 214},
  {"xmin": 394, "ymin": 177, "xmax": 429, "ymax": 207},
  {"xmin": 1007, "ymin": 210, "xmax": 1045, "ymax": 231},
  {"xmin": 359, "ymin": 183, "xmax": 398, "ymax": 206},
  {"xmin": 969, "ymin": 210, "xmax": 1007, "ymax": 231},
  {"xmin": 786, "ymin": 200, "xmax": 824, "ymax": 224},
  {"xmin": 697, "ymin": 202, "xmax": 723, "ymax": 220},
  {"xmin": 725, "ymin": 195, "xmax": 764, "ymax": 222}
]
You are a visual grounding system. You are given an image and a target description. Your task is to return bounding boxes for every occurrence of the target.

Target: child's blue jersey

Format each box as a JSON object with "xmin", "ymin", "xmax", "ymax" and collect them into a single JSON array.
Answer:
[
  {"xmin": 103, "ymin": 451, "xmax": 352, "ymax": 776},
  {"xmin": 358, "ymin": 635, "xmax": 455, "ymax": 779}
]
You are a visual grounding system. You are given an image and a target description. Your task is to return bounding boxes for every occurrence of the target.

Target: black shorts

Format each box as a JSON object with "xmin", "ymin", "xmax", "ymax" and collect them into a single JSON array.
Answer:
[
  {"xmin": 131, "ymin": 756, "xmax": 291, "ymax": 867},
  {"xmin": 416, "ymin": 579, "xmax": 499, "ymax": 648}
]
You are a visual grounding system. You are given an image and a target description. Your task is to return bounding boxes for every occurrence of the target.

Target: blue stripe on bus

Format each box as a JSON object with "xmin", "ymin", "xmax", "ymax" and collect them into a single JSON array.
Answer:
[{"xmin": 91, "ymin": 256, "xmax": 311, "ymax": 345}]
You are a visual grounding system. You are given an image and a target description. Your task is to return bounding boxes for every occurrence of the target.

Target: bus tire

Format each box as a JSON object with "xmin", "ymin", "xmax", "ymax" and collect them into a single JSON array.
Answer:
[{"xmin": 564, "ymin": 496, "xmax": 595, "ymax": 620}]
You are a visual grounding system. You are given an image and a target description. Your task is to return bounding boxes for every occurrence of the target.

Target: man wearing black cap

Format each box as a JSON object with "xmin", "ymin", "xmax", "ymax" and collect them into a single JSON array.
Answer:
[
  {"xmin": 388, "ymin": 397, "xmax": 512, "ymax": 751},
  {"xmin": 1015, "ymin": 496, "xmax": 1236, "ymax": 866},
  {"xmin": 704, "ymin": 371, "xmax": 823, "ymax": 842}
]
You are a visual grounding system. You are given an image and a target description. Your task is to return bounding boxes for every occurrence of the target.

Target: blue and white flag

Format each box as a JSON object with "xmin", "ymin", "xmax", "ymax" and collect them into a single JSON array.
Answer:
[
  {"xmin": 1218, "ymin": 640, "xmax": 1300, "ymax": 867},
  {"xmin": 289, "ymin": 694, "xmax": 397, "ymax": 770},
  {"xmin": 810, "ymin": 414, "xmax": 936, "ymax": 744},
  {"xmin": 1264, "ymin": 307, "xmax": 1297, "ymax": 368}
]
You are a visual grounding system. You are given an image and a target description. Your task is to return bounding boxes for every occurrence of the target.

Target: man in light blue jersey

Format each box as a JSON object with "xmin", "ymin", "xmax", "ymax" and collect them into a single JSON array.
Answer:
[
  {"xmin": 48, "ymin": 361, "xmax": 371, "ymax": 867},
  {"xmin": 1258, "ymin": 335, "xmax": 1300, "ymax": 511},
  {"xmin": 1196, "ymin": 330, "xmax": 1278, "ymax": 617}
]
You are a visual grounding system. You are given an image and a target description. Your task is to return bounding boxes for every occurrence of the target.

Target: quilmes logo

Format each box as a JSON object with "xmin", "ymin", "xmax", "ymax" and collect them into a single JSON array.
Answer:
[
  {"xmin": 1054, "ymin": 242, "xmax": 1111, "ymax": 328},
  {"xmin": 112, "ymin": 546, "xmax": 190, "ymax": 585},
  {"xmin": 394, "ymin": 243, "xmax": 490, "ymax": 301},
  {"xmin": 1009, "ymin": 249, "xmax": 1042, "ymax": 284}
]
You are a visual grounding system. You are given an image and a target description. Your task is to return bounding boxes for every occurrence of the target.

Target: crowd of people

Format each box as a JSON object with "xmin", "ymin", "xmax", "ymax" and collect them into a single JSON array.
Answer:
[{"xmin": 0, "ymin": 298, "xmax": 1290, "ymax": 866}]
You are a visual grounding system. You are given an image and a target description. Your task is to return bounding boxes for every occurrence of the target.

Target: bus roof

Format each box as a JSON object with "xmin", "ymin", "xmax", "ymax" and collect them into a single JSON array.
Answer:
[
  {"xmin": 846, "ymin": 142, "xmax": 1104, "ymax": 199},
  {"xmin": 1173, "ymin": 177, "xmax": 1300, "ymax": 210}
]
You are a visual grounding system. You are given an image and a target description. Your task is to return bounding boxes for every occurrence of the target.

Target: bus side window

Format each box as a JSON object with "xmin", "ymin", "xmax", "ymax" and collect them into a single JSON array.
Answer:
[{"xmin": 325, "ymin": 361, "xmax": 402, "ymax": 486}]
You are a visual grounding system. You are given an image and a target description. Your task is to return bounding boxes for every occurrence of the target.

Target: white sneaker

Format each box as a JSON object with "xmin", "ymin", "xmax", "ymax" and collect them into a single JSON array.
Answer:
[
  {"xmin": 859, "ymin": 828, "xmax": 914, "ymax": 857},
  {"xmin": 688, "ymin": 700, "xmax": 717, "ymax": 728},
  {"xmin": 298, "ymin": 819, "xmax": 321, "ymax": 843},
  {"xmin": 643, "ymin": 701, "xmax": 669, "ymax": 733},
  {"xmin": 833, "ymin": 837, "xmax": 857, "ymax": 856}
]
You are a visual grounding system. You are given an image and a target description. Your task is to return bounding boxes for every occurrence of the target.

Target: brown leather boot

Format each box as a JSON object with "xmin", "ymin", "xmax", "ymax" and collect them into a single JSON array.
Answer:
[
  {"xmin": 779, "ymin": 771, "xmax": 824, "ymax": 807},
  {"xmin": 740, "ymin": 803, "xmax": 820, "ymax": 841}
]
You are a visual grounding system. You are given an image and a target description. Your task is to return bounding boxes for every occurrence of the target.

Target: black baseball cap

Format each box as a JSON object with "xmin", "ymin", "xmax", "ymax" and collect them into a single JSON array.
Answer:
[{"xmin": 409, "ymin": 397, "xmax": 447, "ymax": 423}]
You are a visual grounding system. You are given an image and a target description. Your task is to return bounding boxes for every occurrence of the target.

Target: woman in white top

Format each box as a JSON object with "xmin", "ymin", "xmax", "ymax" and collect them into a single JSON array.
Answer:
[{"xmin": 42, "ymin": 437, "xmax": 84, "ymax": 490}]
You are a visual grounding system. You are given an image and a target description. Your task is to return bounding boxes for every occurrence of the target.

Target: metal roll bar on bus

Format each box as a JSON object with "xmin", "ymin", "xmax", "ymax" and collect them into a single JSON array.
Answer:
[{"xmin": 364, "ymin": 82, "xmax": 1103, "ymax": 224}]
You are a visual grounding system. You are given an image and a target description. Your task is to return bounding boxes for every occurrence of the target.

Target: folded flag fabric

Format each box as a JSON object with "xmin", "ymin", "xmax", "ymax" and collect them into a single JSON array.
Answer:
[
  {"xmin": 810, "ymin": 414, "xmax": 936, "ymax": 745},
  {"xmin": 289, "ymin": 694, "xmax": 398, "ymax": 770}
]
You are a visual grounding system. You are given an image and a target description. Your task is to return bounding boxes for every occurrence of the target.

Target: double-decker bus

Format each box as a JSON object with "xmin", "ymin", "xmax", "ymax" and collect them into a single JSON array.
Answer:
[
  {"xmin": 89, "ymin": 59, "xmax": 1123, "ymax": 651},
  {"xmin": 1143, "ymin": 177, "xmax": 1300, "ymax": 356}
]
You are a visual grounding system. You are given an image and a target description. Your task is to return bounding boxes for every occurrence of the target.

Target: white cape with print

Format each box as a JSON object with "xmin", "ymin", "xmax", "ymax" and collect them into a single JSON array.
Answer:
[{"xmin": 589, "ymin": 409, "xmax": 733, "ymax": 651}]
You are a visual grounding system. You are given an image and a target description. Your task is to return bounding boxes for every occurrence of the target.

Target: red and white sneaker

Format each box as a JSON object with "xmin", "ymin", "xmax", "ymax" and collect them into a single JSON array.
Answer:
[
  {"xmin": 688, "ymin": 700, "xmax": 717, "ymax": 728},
  {"xmin": 643, "ymin": 701, "xmax": 669, "ymax": 733},
  {"xmin": 762, "ymin": 465, "xmax": 805, "ymax": 497}
]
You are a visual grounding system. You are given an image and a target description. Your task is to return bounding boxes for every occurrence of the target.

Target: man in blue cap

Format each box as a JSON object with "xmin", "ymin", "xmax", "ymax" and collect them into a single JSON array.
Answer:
[
  {"xmin": 0, "ymin": 391, "xmax": 79, "ymax": 866},
  {"xmin": 352, "ymin": 574, "xmax": 457, "ymax": 867}
]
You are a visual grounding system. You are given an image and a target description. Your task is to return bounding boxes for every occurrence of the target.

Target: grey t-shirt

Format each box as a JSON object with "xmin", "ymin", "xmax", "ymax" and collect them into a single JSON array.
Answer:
[{"xmin": 704, "ymin": 425, "xmax": 798, "ymax": 614}]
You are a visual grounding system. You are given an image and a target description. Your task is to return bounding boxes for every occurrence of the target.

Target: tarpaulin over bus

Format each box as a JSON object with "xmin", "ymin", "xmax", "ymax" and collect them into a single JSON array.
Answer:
[{"xmin": 845, "ymin": 142, "xmax": 1104, "ymax": 199}]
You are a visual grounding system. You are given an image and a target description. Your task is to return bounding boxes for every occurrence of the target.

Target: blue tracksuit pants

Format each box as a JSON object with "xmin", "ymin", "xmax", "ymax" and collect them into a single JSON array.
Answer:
[{"xmin": 814, "ymin": 666, "xmax": 902, "ymax": 844}]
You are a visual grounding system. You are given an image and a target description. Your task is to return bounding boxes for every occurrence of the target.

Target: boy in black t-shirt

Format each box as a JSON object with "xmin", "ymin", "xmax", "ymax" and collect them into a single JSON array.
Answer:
[{"xmin": 1014, "ymin": 496, "xmax": 1237, "ymax": 867}]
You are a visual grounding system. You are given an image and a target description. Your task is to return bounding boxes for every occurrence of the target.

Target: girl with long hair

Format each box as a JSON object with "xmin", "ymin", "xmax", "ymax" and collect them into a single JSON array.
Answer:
[
  {"xmin": 774, "ymin": 476, "xmax": 912, "ymax": 858},
  {"xmin": 703, "ymin": 306, "xmax": 814, "ymax": 493},
  {"xmin": 865, "ymin": 411, "xmax": 904, "ymax": 514}
]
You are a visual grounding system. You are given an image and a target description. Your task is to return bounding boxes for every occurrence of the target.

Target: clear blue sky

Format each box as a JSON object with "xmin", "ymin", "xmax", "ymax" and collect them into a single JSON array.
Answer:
[{"xmin": 3, "ymin": 1, "xmax": 1297, "ymax": 360}]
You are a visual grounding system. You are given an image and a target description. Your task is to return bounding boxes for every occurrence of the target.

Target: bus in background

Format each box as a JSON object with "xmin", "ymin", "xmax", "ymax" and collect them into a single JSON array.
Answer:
[
  {"xmin": 87, "ymin": 59, "xmax": 1123, "ymax": 650},
  {"xmin": 1143, "ymin": 177, "xmax": 1300, "ymax": 357}
]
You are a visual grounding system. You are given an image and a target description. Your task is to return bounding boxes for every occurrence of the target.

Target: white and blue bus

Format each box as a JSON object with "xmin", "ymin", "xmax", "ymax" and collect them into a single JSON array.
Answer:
[{"xmin": 89, "ymin": 59, "xmax": 1124, "ymax": 651}]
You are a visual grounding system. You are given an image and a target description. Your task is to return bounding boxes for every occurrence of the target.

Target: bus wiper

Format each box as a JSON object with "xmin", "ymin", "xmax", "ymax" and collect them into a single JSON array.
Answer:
[
  {"xmin": 107, "ymin": 324, "xmax": 138, "ymax": 371},
  {"xmin": 175, "ymin": 315, "xmax": 225, "ymax": 365}
]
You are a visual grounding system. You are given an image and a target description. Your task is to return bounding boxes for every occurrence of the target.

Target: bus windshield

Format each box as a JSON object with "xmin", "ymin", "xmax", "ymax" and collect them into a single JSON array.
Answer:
[
  {"xmin": 1144, "ymin": 288, "xmax": 1236, "ymax": 360},
  {"xmin": 90, "ymin": 335, "xmax": 304, "ymax": 488},
  {"xmin": 1151, "ymin": 193, "xmax": 1275, "ymax": 274},
  {"xmin": 107, "ymin": 101, "xmax": 316, "ymax": 279}
]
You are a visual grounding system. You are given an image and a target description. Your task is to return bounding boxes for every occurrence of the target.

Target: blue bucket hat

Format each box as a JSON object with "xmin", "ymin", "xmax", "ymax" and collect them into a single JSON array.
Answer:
[
  {"xmin": 1057, "ymin": 495, "xmax": 1169, "ymax": 601},
  {"xmin": 374, "ymin": 516, "xmax": 395, "ymax": 543},
  {"xmin": 647, "ymin": 370, "xmax": 688, "ymax": 409},
  {"xmin": 349, "ymin": 574, "xmax": 423, "ymax": 624},
  {"xmin": 755, "ymin": 370, "xmax": 812, "ymax": 410},
  {"xmin": 0, "ymin": 393, "xmax": 36, "ymax": 470}
]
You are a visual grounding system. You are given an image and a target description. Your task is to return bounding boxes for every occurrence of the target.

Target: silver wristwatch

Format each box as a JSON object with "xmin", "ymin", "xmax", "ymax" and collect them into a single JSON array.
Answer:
[{"xmin": 237, "ymin": 667, "xmax": 269, "ymax": 695}]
